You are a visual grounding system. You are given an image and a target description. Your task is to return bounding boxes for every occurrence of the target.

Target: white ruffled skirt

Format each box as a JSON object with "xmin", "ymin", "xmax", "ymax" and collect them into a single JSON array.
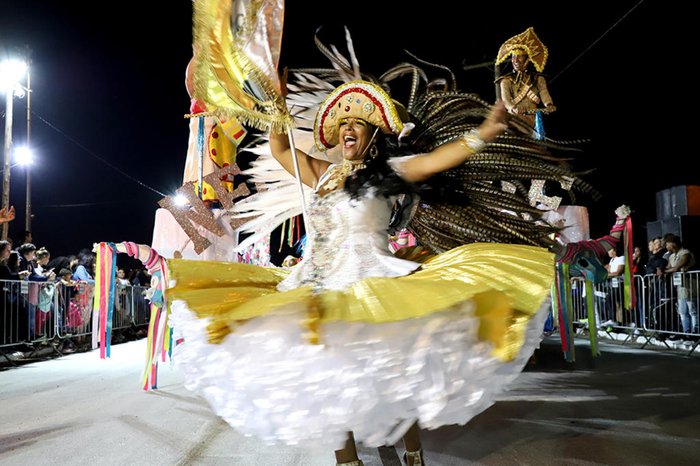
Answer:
[{"xmin": 169, "ymin": 297, "xmax": 549, "ymax": 450}]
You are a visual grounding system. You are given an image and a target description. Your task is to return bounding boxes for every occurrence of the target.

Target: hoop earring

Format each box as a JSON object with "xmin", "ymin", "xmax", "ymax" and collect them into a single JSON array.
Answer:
[{"xmin": 369, "ymin": 144, "xmax": 379, "ymax": 159}]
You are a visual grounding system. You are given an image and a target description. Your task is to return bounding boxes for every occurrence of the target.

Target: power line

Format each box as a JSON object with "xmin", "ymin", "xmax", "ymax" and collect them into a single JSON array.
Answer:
[
  {"xmin": 39, "ymin": 200, "xmax": 140, "ymax": 208},
  {"xmin": 31, "ymin": 112, "xmax": 168, "ymax": 197},
  {"xmin": 551, "ymin": 0, "xmax": 645, "ymax": 83}
]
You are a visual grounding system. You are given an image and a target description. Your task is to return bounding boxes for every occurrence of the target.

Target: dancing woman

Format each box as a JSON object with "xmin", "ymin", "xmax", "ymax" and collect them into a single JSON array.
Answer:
[{"xmin": 167, "ymin": 10, "xmax": 597, "ymax": 461}]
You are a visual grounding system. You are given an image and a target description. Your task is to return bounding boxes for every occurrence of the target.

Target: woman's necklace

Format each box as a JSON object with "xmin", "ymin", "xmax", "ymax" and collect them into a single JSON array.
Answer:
[
  {"xmin": 320, "ymin": 159, "xmax": 366, "ymax": 192},
  {"xmin": 513, "ymin": 71, "xmax": 531, "ymax": 94}
]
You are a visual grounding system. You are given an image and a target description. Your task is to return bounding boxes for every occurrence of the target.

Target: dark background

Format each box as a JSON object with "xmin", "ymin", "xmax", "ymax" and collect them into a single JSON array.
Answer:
[{"xmin": 0, "ymin": 1, "xmax": 689, "ymax": 258}]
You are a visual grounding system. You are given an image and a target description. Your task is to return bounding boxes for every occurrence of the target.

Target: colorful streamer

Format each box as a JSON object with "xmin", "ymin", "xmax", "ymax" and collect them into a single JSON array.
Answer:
[
  {"xmin": 622, "ymin": 216, "xmax": 636, "ymax": 310},
  {"xmin": 94, "ymin": 241, "xmax": 172, "ymax": 390},
  {"xmin": 94, "ymin": 243, "xmax": 117, "ymax": 358},
  {"xmin": 555, "ymin": 263, "xmax": 575, "ymax": 362},
  {"xmin": 585, "ymin": 278, "xmax": 599, "ymax": 357}
]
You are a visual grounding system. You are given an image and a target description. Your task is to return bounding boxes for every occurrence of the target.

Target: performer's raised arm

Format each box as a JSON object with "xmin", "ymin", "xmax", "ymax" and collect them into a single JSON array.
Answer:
[{"xmin": 269, "ymin": 72, "xmax": 331, "ymax": 188}]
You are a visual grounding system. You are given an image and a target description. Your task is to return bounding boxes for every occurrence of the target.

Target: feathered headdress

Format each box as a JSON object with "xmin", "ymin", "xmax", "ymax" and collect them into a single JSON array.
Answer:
[
  {"xmin": 314, "ymin": 80, "xmax": 406, "ymax": 150},
  {"xmin": 232, "ymin": 29, "xmax": 597, "ymax": 253}
]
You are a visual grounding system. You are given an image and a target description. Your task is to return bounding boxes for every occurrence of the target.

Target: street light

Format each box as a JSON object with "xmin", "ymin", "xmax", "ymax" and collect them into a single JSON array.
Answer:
[
  {"xmin": 15, "ymin": 146, "xmax": 33, "ymax": 165},
  {"xmin": 0, "ymin": 58, "xmax": 28, "ymax": 240}
]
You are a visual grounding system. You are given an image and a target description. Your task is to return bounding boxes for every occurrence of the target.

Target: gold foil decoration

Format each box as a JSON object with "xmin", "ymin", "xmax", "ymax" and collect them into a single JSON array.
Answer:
[
  {"xmin": 168, "ymin": 243, "xmax": 555, "ymax": 361},
  {"xmin": 192, "ymin": 0, "xmax": 292, "ymax": 132}
]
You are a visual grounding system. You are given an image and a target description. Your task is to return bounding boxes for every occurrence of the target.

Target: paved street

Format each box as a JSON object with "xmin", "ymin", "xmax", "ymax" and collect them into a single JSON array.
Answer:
[{"xmin": 1, "ymin": 338, "xmax": 699, "ymax": 465}]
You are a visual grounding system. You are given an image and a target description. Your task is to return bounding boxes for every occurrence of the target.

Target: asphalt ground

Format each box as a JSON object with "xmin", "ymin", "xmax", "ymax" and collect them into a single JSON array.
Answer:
[{"xmin": 1, "ymin": 337, "xmax": 699, "ymax": 465}]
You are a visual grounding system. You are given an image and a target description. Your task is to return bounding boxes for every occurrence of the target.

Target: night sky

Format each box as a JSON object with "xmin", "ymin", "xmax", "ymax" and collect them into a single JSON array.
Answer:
[{"xmin": 0, "ymin": 1, "xmax": 688, "ymax": 258}]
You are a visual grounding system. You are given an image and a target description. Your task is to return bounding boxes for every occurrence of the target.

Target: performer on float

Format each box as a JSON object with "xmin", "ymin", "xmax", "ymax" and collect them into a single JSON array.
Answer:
[
  {"xmin": 150, "ymin": 52, "xmax": 250, "ymax": 262},
  {"xmin": 183, "ymin": 51, "xmax": 246, "ymax": 205},
  {"xmin": 495, "ymin": 27, "xmax": 556, "ymax": 139},
  {"xmin": 166, "ymin": 7, "xmax": 596, "ymax": 463}
]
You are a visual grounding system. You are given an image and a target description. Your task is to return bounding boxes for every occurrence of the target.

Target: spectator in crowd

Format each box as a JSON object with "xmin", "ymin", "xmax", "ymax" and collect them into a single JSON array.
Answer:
[
  {"xmin": 58, "ymin": 268, "xmax": 78, "ymax": 310},
  {"xmin": 599, "ymin": 243, "xmax": 626, "ymax": 327},
  {"xmin": 130, "ymin": 268, "xmax": 151, "ymax": 287},
  {"xmin": 646, "ymin": 237, "xmax": 668, "ymax": 276},
  {"xmin": 72, "ymin": 250, "xmax": 95, "ymax": 284},
  {"xmin": 662, "ymin": 233, "xmax": 675, "ymax": 261},
  {"xmin": 16, "ymin": 243, "xmax": 36, "ymax": 275},
  {"xmin": 17, "ymin": 243, "xmax": 55, "ymax": 282},
  {"xmin": 644, "ymin": 237, "xmax": 669, "ymax": 327},
  {"xmin": 116, "ymin": 268, "xmax": 130, "ymax": 286},
  {"xmin": 16, "ymin": 243, "xmax": 56, "ymax": 339},
  {"xmin": 0, "ymin": 241, "xmax": 22, "ymax": 314},
  {"xmin": 47, "ymin": 254, "xmax": 78, "ymax": 276},
  {"xmin": 17, "ymin": 230, "xmax": 32, "ymax": 247},
  {"xmin": 116, "ymin": 268, "xmax": 133, "ymax": 325},
  {"xmin": 0, "ymin": 240, "xmax": 25, "ymax": 281},
  {"xmin": 665, "ymin": 235, "xmax": 697, "ymax": 337},
  {"xmin": 34, "ymin": 247, "xmax": 53, "ymax": 277},
  {"xmin": 631, "ymin": 246, "xmax": 644, "ymax": 275},
  {"xmin": 0, "ymin": 239, "xmax": 27, "ymax": 343},
  {"xmin": 58, "ymin": 268, "xmax": 77, "ymax": 287},
  {"xmin": 56, "ymin": 268, "xmax": 80, "ymax": 350},
  {"xmin": 6, "ymin": 251, "xmax": 22, "ymax": 275},
  {"xmin": 605, "ymin": 244, "xmax": 626, "ymax": 277}
]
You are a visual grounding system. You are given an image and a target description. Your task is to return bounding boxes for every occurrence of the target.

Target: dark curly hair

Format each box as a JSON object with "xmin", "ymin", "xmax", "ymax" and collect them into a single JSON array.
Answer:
[{"xmin": 343, "ymin": 130, "xmax": 417, "ymax": 200}]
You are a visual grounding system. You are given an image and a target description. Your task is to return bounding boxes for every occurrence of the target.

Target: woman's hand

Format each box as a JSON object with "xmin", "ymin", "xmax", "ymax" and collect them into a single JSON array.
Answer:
[
  {"xmin": 0, "ymin": 206, "xmax": 15, "ymax": 224},
  {"xmin": 476, "ymin": 101, "xmax": 508, "ymax": 143}
]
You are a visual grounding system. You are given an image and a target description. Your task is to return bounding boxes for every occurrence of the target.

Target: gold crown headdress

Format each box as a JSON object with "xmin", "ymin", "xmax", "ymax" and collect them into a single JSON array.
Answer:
[{"xmin": 495, "ymin": 27, "xmax": 549, "ymax": 72}]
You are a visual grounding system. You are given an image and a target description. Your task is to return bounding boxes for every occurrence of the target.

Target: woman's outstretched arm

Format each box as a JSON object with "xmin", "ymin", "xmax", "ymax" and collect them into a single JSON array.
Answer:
[{"xmin": 396, "ymin": 102, "xmax": 508, "ymax": 183}]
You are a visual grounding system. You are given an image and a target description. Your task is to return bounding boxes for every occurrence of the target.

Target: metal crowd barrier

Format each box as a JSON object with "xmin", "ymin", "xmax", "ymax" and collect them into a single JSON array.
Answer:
[
  {"xmin": 1, "ymin": 279, "xmax": 151, "ymax": 364},
  {"xmin": 570, "ymin": 270, "xmax": 700, "ymax": 355},
  {"xmin": 3, "ymin": 270, "xmax": 699, "ymax": 365}
]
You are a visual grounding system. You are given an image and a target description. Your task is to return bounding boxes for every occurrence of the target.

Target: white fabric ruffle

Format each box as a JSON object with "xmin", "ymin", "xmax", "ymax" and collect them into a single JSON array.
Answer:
[{"xmin": 169, "ymin": 297, "xmax": 549, "ymax": 450}]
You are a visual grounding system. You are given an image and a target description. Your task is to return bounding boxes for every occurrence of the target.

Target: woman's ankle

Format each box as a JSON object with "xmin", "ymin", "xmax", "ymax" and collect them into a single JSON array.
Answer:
[{"xmin": 404, "ymin": 448, "xmax": 424, "ymax": 466}]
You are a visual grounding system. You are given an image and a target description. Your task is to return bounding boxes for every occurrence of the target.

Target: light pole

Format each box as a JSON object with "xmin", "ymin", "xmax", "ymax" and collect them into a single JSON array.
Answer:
[
  {"xmin": 25, "ymin": 68, "xmax": 31, "ymax": 232},
  {"xmin": 2, "ymin": 82, "xmax": 11, "ymax": 241},
  {"xmin": 0, "ymin": 59, "xmax": 28, "ymax": 240}
]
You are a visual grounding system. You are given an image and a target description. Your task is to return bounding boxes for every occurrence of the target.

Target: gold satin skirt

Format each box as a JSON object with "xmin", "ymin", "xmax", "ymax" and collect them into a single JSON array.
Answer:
[{"xmin": 167, "ymin": 243, "xmax": 554, "ymax": 362}]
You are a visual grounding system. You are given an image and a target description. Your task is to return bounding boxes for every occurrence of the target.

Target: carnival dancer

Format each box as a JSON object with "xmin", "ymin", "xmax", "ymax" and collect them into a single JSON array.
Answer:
[
  {"xmin": 166, "ymin": 4, "xmax": 597, "ymax": 464},
  {"xmin": 167, "ymin": 67, "xmax": 597, "ymax": 466}
]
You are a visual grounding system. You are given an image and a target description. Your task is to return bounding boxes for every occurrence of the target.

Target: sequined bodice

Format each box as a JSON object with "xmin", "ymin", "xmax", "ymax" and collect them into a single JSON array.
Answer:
[{"xmin": 277, "ymin": 189, "xmax": 420, "ymax": 292}]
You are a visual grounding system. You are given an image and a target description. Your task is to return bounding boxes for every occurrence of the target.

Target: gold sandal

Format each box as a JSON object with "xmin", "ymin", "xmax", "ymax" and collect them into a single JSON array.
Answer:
[
  {"xmin": 404, "ymin": 448, "xmax": 424, "ymax": 466},
  {"xmin": 336, "ymin": 461, "xmax": 364, "ymax": 466}
]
